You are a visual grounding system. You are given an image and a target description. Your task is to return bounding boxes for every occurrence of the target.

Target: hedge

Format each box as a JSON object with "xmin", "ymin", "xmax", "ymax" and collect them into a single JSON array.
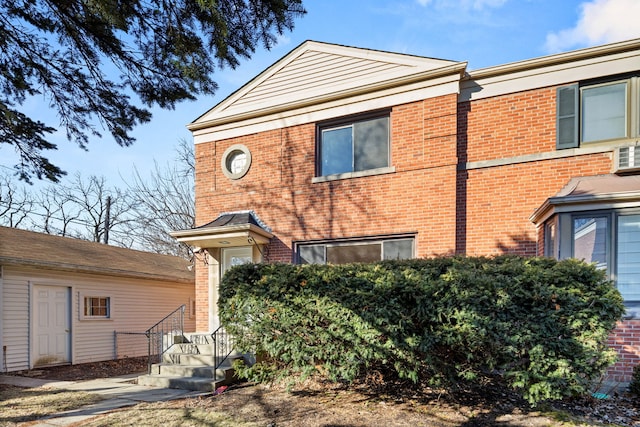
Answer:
[{"xmin": 219, "ymin": 255, "xmax": 624, "ymax": 403}]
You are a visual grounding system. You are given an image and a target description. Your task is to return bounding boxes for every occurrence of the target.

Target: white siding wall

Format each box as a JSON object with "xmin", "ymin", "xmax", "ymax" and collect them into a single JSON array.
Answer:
[
  {"xmin": 1, "ymin": 272, "xmax": 30, "ymax": 371},
  {"xmin": 1, "ymin": 265, "xmax": 195, "ymax": 371}
]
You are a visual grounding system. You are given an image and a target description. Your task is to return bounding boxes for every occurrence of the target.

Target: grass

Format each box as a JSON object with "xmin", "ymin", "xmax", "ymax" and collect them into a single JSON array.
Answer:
[
  {"xmin": 77, "ymin": 402, "xmax": 260, "ymax": 427},
  {"xmin": 0, "ymin": 384, "xmax": 103, "ymax": 426}
]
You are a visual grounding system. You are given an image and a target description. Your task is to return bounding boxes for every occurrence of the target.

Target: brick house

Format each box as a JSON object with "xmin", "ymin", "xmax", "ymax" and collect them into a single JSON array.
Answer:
[{"xmin": 173, "ymin": 39, "xmax": 640, "ymax": 382}]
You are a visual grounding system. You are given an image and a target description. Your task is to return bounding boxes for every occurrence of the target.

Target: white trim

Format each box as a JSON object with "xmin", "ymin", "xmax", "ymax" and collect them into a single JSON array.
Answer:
[
  {"xmin": 193, "ymin": 78, "xmax": 461, "ymax": 143},
  {"xmin": 461, "ymin": 39, "xmax": 640, "ymax": 102},
  {"xmin": 312, "ymin": 166, "xmax": 396, "ymax": 183},
  {"xmin": 191, "ymin": 40, "xmax": 463, "ymax": 128},
  {"xmin": 221, "ymin": 144, "xmax": 252, "ymax": 180},
  {"xmin": 79, "ymin": 294, "xmax": 112, "ymax": 321},
  {"xmin": 463, "ymin": 144, "xmax": 615, "ymax": 171}
]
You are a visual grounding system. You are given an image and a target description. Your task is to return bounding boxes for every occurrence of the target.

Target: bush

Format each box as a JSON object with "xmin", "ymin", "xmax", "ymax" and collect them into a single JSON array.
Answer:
[
  {"xmin": 219, "ymin": 255, "xmax": 624, "ymax": 404},
  {"xmin": 629, "ymin": 364, "xmax": 640, "ymax": 397}
]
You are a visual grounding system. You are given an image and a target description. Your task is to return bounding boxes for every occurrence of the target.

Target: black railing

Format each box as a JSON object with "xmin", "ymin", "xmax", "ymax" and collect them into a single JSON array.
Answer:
[
  {"xmin": 145, "ymin": 305, "xmax": 185, "ymax": 373},
  {"xmin": 211, "ymin": 325, "xmax": 235, "ymax": 370}
]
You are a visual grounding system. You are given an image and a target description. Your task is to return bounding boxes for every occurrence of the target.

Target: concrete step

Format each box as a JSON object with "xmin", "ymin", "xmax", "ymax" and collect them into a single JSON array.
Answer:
[
  {"xmin": 162, "ymin": 353, "xmax": 221, "ymax": 365},
  {"xmin": 183, "ymin": 333, "xmax": 213, "ymax": 345},
  {"xmin": 138, "ymin": 374, "xmax": 224, "ymax": 392},
  {"xmin": 171, "ymin": 343, "xmax": 214, "ymax": 355},
  {"xmin": 149, "ymin": 363, "xmax": 223, "ymax": 378},
  {"xmin": 138, "ymin": 363, "xmax": 237, "ymax": 392}
]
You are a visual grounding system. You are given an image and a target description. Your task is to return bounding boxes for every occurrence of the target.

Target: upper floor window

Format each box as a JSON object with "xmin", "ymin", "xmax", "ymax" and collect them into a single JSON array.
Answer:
[
  {"xmin": 317, "ymin": 112, "xmax": 390, "ymax": 178},
  {"xmin": 557, "ymin": 75, "xmax": 639, "ymax": 149}
]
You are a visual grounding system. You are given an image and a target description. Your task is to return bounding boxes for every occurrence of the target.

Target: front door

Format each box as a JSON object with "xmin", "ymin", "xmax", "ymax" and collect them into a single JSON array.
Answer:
[
  {"xmin": 33, "ymin": 285, "xmax": 70, "ymax": 367},
  {"xmin": 221, "ymin": 246, "xmax": 254, "ymax": 275},
  {"xmin": 210, "ymin": 246, "xmax": 254, "ymax": 330}
]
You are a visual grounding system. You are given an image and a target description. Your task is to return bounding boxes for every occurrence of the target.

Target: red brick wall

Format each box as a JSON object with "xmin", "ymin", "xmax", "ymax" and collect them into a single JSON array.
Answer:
[
  {"xmin": 607, "ymin": 321, "xmax": 640, "ymax": 383},
  {"xmin": 460, "ymin": 155, "xmax": 612, "ymax": 256},
  {"xmin": 195, "ymin": 94, "xmax": 460, "ymax": 261},
  {"xmin": 458, "ymin": 87, "xmax": 557, "ymax": 163},
  {"xmin": 193, "ymin": 85, "xmax": 638, "ymax": 382}
]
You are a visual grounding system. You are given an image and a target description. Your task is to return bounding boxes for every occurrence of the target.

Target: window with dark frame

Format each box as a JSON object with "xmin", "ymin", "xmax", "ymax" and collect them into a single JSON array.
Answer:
[
  {"xmin": 556, "ymin": 74, "xmax": 639, "ymax": 149},
  {"xmin": 297, "ymin": 237, "xmax": 414, "ymax": 265},
  {"xmin": 318, "ymin": 112, "xmax": 390, "ymax": 177},
  {"xmin": 544, "ymin": 210, "xmax": 640, "ymax": 305}
]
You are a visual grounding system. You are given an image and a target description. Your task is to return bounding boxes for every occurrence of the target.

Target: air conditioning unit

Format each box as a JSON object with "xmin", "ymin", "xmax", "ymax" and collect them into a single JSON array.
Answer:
[{"xmin": 614, "ymin": 145, "xmax": 640, "ymax": 174}]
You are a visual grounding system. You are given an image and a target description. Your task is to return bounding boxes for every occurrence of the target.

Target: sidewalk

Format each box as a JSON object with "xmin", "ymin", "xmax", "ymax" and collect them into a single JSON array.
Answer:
[{"xmin": 0, "ymin": 374, "xmax": 208, "ymax": 426}]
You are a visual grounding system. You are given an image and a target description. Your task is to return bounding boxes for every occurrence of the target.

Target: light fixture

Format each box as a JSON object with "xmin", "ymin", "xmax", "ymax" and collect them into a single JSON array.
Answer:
[{"xmin": 219, "ymin": 240, "xmax": 231, "ymax": 245}]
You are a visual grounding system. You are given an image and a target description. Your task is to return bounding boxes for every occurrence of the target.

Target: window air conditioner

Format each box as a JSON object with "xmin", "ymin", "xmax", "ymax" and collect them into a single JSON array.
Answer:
[{"xmin": 614, "ymin": 145, "xmax": 640, "ymax": 174}]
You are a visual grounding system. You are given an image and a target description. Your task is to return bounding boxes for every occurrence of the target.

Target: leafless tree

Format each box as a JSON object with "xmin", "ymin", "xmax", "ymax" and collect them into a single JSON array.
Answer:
[
  {"xmin": 24, "ymin": 173, "xmax": 134, "ymax": 245},
  {"xmin": 1, "ymin": 140, "xmax": 194, "ymax": 257},
  {"xmin": 31, "ymin": 185, "xmax": 81, "ymax": 236},
  {"xmin": 124, "ymin": 139, "xmax": 195, "ymax": 258},
  {"xmin": 0, "ymin": 170, "xmax": 34, "ymax": 227}
]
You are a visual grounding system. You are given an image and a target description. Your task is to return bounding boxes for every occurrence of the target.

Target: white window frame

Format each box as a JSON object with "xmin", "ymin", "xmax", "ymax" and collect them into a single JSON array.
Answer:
[
  {"xmin": 81, "ymin": 295, "xmax": 111, "ymax": 320},
  {"xmin": 556, "ymin": 75, "xmax": 640, "ymax": 149}
]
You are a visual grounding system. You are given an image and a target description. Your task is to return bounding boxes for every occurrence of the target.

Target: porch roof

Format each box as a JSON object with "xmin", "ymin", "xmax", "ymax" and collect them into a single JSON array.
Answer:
[
  {"xmin": 171, "ymin": 211, "xmax": 273, "ymax": 249},
  {"xmin": 530, "ymin": 174, "xmax": 640, "ymax": 224}
]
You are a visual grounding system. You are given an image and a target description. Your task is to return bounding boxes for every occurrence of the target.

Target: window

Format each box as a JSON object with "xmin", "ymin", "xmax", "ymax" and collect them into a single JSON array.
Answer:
[
  {"xmin": 318, "ymin": 113, "xmax": 390, "ymax": 177},
  {"xmin": 83, "ymin": 296, "xmax": 110, "ymax": 318},
  {"xmin": 297, "ymin": 236, "xmax": 414, "ymax": 265},
  {"xmin": 618, "ymin": 214, "xmax": 640, "ymax": 302},
  {"xmin": 221, "ymin": 144, "xmax": 252, "ymax": 179},
  {"xmin": 556, "ymin": 76, "xmax": 639, "ymax": 149},
  {"xmin": 545, "ymin": 210, "xmax": 640, "ymax": 309}
]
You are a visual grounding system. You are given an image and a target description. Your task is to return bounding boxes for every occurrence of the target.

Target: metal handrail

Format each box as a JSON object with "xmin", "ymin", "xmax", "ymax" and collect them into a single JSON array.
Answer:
[
  {"xmin": 145, "ymin": 304, "xmax": 185, "ymax": 373},
  {"xmin": 211, "ymin": 325, "xmax": 235, "ymax": 370}
]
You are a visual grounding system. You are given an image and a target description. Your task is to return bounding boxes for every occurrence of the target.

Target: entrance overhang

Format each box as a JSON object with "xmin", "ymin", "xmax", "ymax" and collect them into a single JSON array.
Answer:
[
  {"xmin": 171, "ymin": 211, "xmax": 273, "ymax": 249},
  {"xmin": 171, "ymin": 223, "xmax": 272, "ymax": 249}
]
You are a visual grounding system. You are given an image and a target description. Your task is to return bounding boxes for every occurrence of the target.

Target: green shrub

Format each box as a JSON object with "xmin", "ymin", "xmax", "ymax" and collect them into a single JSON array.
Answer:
[
  {"xmin": 219, "ymin": 255, "xmax": 624, "ymax": 404},
  {"xmin": 629, "ymin": 364, "xmax": 640, "ymax": 397}
]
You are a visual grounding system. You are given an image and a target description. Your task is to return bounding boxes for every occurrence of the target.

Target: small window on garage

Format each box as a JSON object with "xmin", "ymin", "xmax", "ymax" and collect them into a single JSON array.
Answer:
[{"xmin": 83, "ymin": 296, "xmax": 110, "ymax": 319}]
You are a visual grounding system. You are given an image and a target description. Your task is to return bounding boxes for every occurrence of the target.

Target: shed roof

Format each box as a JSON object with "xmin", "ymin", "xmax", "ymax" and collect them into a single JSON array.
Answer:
[{"xmin": 0, "ymin": 226, "xmax": 193, "ymax": 283}]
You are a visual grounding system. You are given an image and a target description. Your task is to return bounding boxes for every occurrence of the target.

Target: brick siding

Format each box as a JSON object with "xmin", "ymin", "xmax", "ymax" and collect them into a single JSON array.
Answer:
[{"xmin": 194, "ymin": 85, "xmax": 637, "ymax": 381}]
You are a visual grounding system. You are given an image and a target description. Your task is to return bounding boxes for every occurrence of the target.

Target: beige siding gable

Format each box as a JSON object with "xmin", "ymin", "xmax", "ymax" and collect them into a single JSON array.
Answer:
[{"xmin": 192, "ymin": 41, "xmax": 463, "ymax": 129}]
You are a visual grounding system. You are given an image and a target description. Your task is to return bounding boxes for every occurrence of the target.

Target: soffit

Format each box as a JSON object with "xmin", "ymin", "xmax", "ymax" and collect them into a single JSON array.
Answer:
[
  {"xmin": 190, "ymin": 40, "xmax": 464, "ymax": 132},
  {"xmin": 171, "ymin": 211, "xmax": 273, "ymax": 249}
]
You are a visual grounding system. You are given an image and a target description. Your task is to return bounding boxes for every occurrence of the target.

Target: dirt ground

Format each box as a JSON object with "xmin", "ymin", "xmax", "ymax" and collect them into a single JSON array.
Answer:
[{"xmin": 8, "ymin": 358, "xmax": 640, "ymax": 426}]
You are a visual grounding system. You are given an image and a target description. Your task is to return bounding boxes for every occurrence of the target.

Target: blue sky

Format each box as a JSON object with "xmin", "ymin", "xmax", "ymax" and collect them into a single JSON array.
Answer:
[{"xmin": 2, "ymin": 0, "xmax": 640, "ymax": 188}]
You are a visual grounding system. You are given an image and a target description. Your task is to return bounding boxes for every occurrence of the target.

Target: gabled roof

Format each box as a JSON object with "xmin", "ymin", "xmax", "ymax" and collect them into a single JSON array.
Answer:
[
  {"xmin": 189, "ymin": 40, "xmax": 466, "ymax": 134},
  {"xmin": 0, "ymin": 226, "xmax": 193, "ymax": 283}
]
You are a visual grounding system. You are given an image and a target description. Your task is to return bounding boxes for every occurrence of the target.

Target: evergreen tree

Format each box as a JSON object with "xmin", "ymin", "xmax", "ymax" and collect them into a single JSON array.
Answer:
[{"xmin": 0, "ymin": 0, "xmax": 305, "ymax": 182}]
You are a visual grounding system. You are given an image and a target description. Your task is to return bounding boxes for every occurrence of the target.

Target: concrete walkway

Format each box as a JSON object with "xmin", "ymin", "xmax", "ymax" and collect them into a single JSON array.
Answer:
[{"xmin": 0, "ymin": 374, "xmax": 209, "ymax": 426}]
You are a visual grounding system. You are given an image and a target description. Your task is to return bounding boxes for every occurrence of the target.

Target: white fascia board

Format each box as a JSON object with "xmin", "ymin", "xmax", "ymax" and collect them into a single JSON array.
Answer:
[
  {"xmin": 193, "ymin": 41, "xmax": 460, "ymax": 125},
  {"xmin": 193, "ymin": 74, "xmax": 462, "ymax": 144},
  {"xmin": 462, "ymin": 40, "xmax": 640, "ymax": 102}
]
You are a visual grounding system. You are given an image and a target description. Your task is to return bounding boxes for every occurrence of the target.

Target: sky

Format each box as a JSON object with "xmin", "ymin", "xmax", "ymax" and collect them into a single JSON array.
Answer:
[{"xmin": 2, "ymin": 0, "xmax": 640, "ymax": 189}]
